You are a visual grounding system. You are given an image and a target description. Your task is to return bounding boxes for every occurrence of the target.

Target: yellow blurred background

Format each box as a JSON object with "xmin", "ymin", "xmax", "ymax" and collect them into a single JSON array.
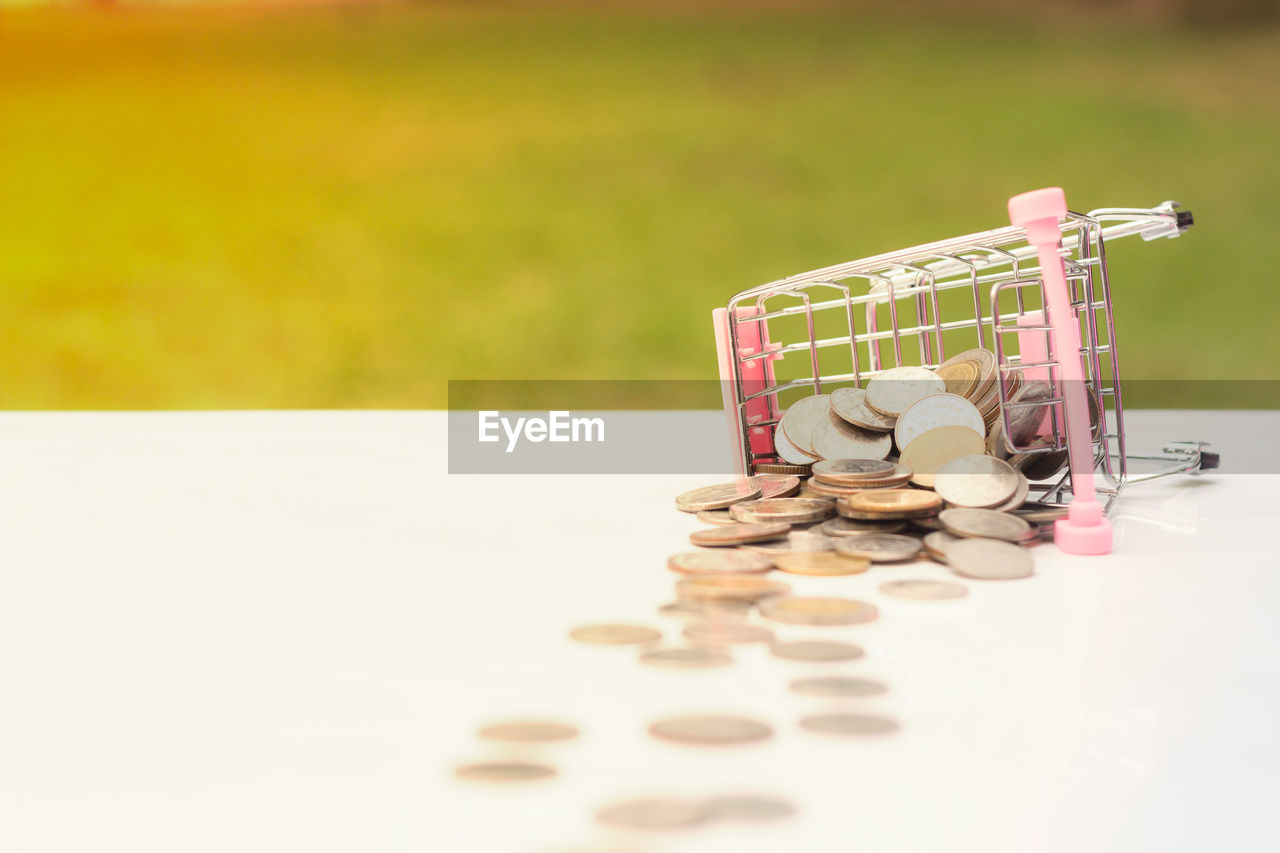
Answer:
[{"xmin": 1, "ymin": 0, "xmax": 1277, "ymax": 408}]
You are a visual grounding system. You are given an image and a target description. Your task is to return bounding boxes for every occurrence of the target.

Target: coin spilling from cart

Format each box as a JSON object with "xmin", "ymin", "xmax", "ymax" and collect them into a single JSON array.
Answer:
[{"xmin": 450, "ymin": 190, "xmax": 1217, "ymax": 845}]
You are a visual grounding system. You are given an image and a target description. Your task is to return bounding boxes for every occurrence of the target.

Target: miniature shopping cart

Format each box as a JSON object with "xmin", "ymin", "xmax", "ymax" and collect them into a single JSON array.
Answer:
[{"xmin": 713, "ymin": 187, "xmax": 1215, "ymax": 555}]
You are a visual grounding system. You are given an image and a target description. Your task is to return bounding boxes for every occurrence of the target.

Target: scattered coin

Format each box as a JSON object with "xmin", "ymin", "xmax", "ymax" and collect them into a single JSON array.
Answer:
[
  {"xmin": 682, "ymin": 623, "xmax": 774, "ymax": 645},
  {"xmin": 695, "ymin": 508, "xmax": 738, "ymax": 526},
  {"xmin": 730, "ymin": 497, "xmax": 836, "ymax": 525},
  {"xmin": 938, "ymin": 507, "xmax": 1032, "ymax": 542},
  {"xmin": 833, "ymin": 533, "xmax": 923, "ymax": 562},
  {"xmin": 798, "ymin": 713, "xmax": 900, "ymax": 737},
  {"xmin": 809, "ymin": 412, "xmax": 893, "ymax": 461},
  {"xmin": 878, "ymin": 579, "xmax": 969, "ymax": 600},
  {"xmin": 750, "ymin": 473, "xmax": 802, "ymax": 499},
  {"xmin": 840, "ymin": 488, "xmax": 941, "ymax": 518},
  {"xmin": 754, "ymin": 462, "xmax": 813, "ymax": 475},
  {"xmin": 778, "ymin": 394, "xmax": 834, "ymax": 456},
  {"xmin": 667, "ymin": 550, "xmax": 775, "ymax": 575},
  {"xmin": 945, "ymin": 538, "xmax": 1034, "ymax": 580},
  {"xmin": 639, "ymin": 647, "xmax": 735, "ymax": 669},
  {"xmin": 821, "ymin": 517, "xmax": 907, "ymax": 537},
  {"xmin": 812, "ymin": 458, "xmax": 896, "ymax": 483},
  {"xmin": 657, "ymin": 599, "xmax": 751, "ymax": 622},
  {"xmin": 933, "ymin": 454, "xmax": 1021, "ymax": 508},
  {"xmin": 865, "ymin": 367, "xmax": 946, "ymax": 417},
  {"xmin": 804, "ymin": 478, "xmax": 880, "ymax": 499},
  {"xmin": 648, "ymin": 715, "xmax": 773, "ymax": 746},
  {"xmin": 675, "ymin": 480, "xmax": 763, "ymax": 513},
  {"xmin": 676, "ymin": 575, "xmax": 791, "ymax": 602},
  {"xmin": 770, "ymin": 639, "xmax": 864, "ymax": 662},
  {"xmin": 477, "ymin": 720, "xmax": 579, "ymax": 743},
  {"xmin": 740, "ymin": 530, "xmax": 837, "ymax": 555},
  {"xmin": 689, "ymin": 522, "xmax": 790, "ymax": 547},
  {"xmin": 454, "ymin": 761, "xmax": 557, "ymax": 782},
  {"xmin": 789, "ymin": 676, "xmax": 888, "ymax": 697},
  {"xmin": 922, "ymin": 530, "xmax": 961, "ymax": 562},
  {"xmin": 894, "ymin": 393, "xmax": 985, "ymax": 452},
  {"xmin": 830, "ymin": 386, "xmax": 896, "ymax": 431},
  {"xmin": 704, "ymin": 793, "xmax": 798, "ymax": 823},
  {"xmin": 570, "ymin": 624, "xmax": 662, "ymax": 646},
  {"xmin": 773, "ymin": 551, "xmax": 871, "ymax": 576},
  {"xmin": 595, "ymin": 797, "xmax": 712, "ymax": 831},
  {"xmin": 759, "ymin": 596, "xmax": 879, "ymax": 626},
  {"xmin": 899, "ymin": 424, "xmax": 986, "ymax": 487}
]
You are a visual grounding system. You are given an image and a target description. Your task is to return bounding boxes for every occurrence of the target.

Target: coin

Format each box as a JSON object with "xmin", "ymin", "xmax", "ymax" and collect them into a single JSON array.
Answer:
[
  {"xmin": 938, "ymin": 507, "xmax": 1032, "ymax": 542},
  {"xmin": 682, "ymin": 623, "xmax": 774, "ymax": 645},
  {"xmin": 894, "ymin": 393, "xmax": 985, "ymax": 452},
  {"xmin": 648, "ymin": 715, "xmax": 773, "ymax": 746},
  {"xmin": 695, "ymin": 509, "xmax": 738, "ymax": 526},
  {"xmin": 754, "ymin": 462, "xmax": 813, "ymax": 475},
  {"xmin": 812, "ymin": 458, "xmax": 896, "ymax": 483},
  {"xmin": 933, "ymin": 454, "xmax": 1020, "ymax": 508},
  {"xmin": 657, "ymin": 598, "xmax": 751, "ymax": 622},
  {"xmin": 821, "ymin": 517, "xmax": 907, "ymax": 536},
  {"xmin": 799, "ymin": 713, "xmax": 899, "ymax": 736},
  {"xmin": 740, "ymin": 530, "xmax": 837, "ymax": 555},
  {"xmin": 689, "ymin": 522, "xmax": 790, "ymax": 547},
  {"xmin": 1015, "ymin": 445, "xmax": 1070, "ymax": 481},
  {"xmin": 945, "ymin": 538, "xmax": 1034, "ymax": 580},
  {"xmin": 833, "ymin": 533, "xmax": 923, "ymax": 562},
  {"xmin": 939, "ymin": 348, "xmax": 997, "ymax": 400},
  {"xmin": 829, "ymin": 386, "xmax": 897, "ymax": 431},
  {"xmin": 759, "ymin": 596, "xmax": 879, "ymax": 626},
  {"xmin": 667, "ymin": 550, "xmax": 775, "ymax": 575},
  {"xmin": 477, "ymin": 720, "xmax": 579, "ymax": 743},
  {"xmin": 676, "ymin": 574, "xmax": 791, "ymax": 602},
  {"xmin": 789, "ymin": 676, "xmax": 888, "ymax": 697},
  {"xmin": 773, "ymin": 551, "xmax": 871, "ymax": 576},
  {"xmin": 750, "ymin": 473, "xmax": 802, "ymax": 499},
  {"xmin": 878, "ymin": 579, "xmax": 969, "ymax": 600},
  {"xmin": 1014, "ymin": 504, "xmax": 1069, "ymax": 523},
  {"xmin": 865, "ymin": 367, "xmax": 946, "ymax": 417},
  {"xmin": 922, "ymin": 530, "xmax": 961, "ymax": 562},
  {"xmin": 900, "ymin": 424, "xmax": 987, "ymax": 487},
  {"xmin": 993, "ymin": 469, "xmax": 1030, "ymax": 512},
  {"xmin": 988, "ymin": 379, "xmax": 1055, "ymax": 457},
  {"xmin": 454, "ymin": 761, "xmax": 557, "ymax": 782},
  {"xmin": 595, "ymin": 797, "xmax": 712, "ymax": 831},
  {"xmin": 772, "ymin": 425, "xmax": 820, "ymax": 465},
  {"xmin": 804, "ymin": 478, "xmax": 880, "ymax": 499},
  {"xmin": 570, "ymin": 624, "xmax": 662, "ymax": 645},
  {"xmin": 704, "ymin": 794, "xmax": 797, "ymax": 822},
  {"xmin": 770, "ymin": 639, "xmax": 864, "ymax": 662},
  {"xmin": 935, "ymin": 356, "xmax": 980, "ymax": 398},
  {"xmin": 778, "ymin": 394, "xmax": 833, "ymax": 456},
  {"xmin": 841, "ymin": 489, "xmax": 941, "ymax": 516},
  {"xmin": 809, "ymin": 412, "xmax": 893, "ymax": 461},
  {"xmin": 730, "ymin": 497, "xmax": 835, "ymax": 525},
  {"xmin": 675, "ymin": 480, "xmax": 763, "ymax": 513},
  {"xmin": 638, "ymin": 647, "xmax": 735, "ymax": 669}
]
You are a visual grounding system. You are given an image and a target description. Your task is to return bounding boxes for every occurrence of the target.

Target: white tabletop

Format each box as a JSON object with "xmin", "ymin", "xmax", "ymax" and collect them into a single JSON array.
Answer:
[{"xmin": 1, "ymin": 411, "xmax": 1276, "ymax": 853}]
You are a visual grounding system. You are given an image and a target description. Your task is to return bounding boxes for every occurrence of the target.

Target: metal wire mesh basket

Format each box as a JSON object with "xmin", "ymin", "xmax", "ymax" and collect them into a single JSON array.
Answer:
[{"xmin": 713, "ymin": 197, "xmax": 1211, "ymax": 517}]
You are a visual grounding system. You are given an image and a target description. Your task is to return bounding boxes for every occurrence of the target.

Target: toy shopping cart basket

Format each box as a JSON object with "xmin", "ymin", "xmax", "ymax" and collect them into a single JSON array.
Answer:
[{"xmin": 712, "ymin": 187, "xmax": 1215, "ymax": 555}]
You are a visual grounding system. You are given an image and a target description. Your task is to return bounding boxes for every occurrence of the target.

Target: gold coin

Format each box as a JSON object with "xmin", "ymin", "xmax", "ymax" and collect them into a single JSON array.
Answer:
[
  {"xmin": 454, "ymin": 761, "xmax": 556, "ymax": 782},
  {"xmin": 675, "ymin": 480, "xmax": 763, "ymax": 513},
  {"xmin": 569, "ymin": 624, "xmax": 662, "ymax": 645},
  {"xmin": 682, "ymin": 622, "xmax": 775, "ymax": 646},
  {"xmin": 667, "ymin": 550, "xmax": 775, "ymax": 575},
  {"xmin": 689, "ymin": 522, "xmax": 790, "ymax": 547},
  {"xmin": 899, "ymin": 424, "xmax": 986, "ymax": 487},
  {"xmin": 841, "ymin": 488, "xmax": 942, "ymax": 515},
  {"xmin": 759, "ymin": 596, "xmax": 879, "ymax": 626},
  {"xmin": 750, "ymin": 473, "xmax": 802, "ymax": 499},
  {"xmin": 729, "ymin": 497, "xmax": 836, "ymax": 525},
  {"xmin": 773, "ymin": 551, "xmax": 870, "ymax": 576},
  {"xmin": 754, "ymin": 462, "xmax": 813, "ymax": 475},
  {"xmin": 638, "ymin": 647, "xmax": 734, "ymax": 669},
  {"xmin": 935, "ymin": 358, "xmax": 980, "ymax": 397},
  {"xmin": 676, "ymin": 574, "xmax": 791, "ymax": 602},
  {"xmin": 648, "ymin": 714, "xmax": 773, "ymax": 746},
  {"xmin": 477, "ymin": 720, "xmax": 579, "ymax": 743}
]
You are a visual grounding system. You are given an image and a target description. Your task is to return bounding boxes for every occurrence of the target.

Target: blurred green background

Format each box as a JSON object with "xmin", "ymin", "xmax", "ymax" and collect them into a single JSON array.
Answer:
[{"xmin": 1, "ymin": 1, "xmax": 1277, "ymax": 409}]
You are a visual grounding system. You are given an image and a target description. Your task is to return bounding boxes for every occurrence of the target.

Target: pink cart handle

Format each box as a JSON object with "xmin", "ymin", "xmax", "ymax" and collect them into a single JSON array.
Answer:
[{"xmin": 1008, "ymin": 188, "xmax": 1113, "ymax": 555}]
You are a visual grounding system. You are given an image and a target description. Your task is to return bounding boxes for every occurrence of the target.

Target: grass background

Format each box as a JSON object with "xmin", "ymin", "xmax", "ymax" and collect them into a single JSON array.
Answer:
[{"xmin": 1, "ymin": 1, "xmax": 1277, "ymax": 408}]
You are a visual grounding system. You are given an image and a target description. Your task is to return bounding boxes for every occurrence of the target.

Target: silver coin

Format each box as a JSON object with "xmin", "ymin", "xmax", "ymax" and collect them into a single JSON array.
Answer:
[
  {"xmin": 833, "ymin": 533, "xmax": 923, "ymax": 562},
  {"xmin": 675, "ymin": 480, "xmax": 763, "ymax": 513},
  {"xmin": 865, "ymin": 367, "xmax": 946, "ymax": 417},
  {"xmin": 770, "ymin": 639, "xmax": 864, "ymax": 662},
  {"xmin": 595, "ymin": 797, "xmax": 712, "ymax": 830},
  {"xmin": 667, "ymin": 550, "xmax": 775, "ymax": 575},
  {"xmin": 455, "ymin": 761, "xmax": 557, "ymax": 782},
  {"xmin": 829, "ymin": 386, "xmax": 896, "ymax": 431},
  {"xmin": 809, "ymin": 411, "xmax": 893, "ymax": 461},
  {"xmin": 878, "ymin": 579, "xmax": 969, "ymax": 601},
  {"xmin": 922, "ymin": 530, "xmax": 961, "ymax": 562},
  {"xmin": 938, "ymin": 507, "xmax": 1032, "ymax": 542},
  {"xmin": 778, "ymin": 394, "xmax": 834, "ymax": 456},
  {"xmin": 812, "ymin": 458, "xmax": 897, "ymax": 482},
  {"xmin": 648, "ymin": 714, "xmax": 773, "ymax": 745},
  {"xmin": 638, "ymin": 647, "xmax": 734, "ymax": 669},
  {"xmin": 704, "ymin": 793, "xmax": 797, "ymax": 822},
  {"xmin": 729, "ymin": 497, "xmax": 835, "ymax": 525},
  {"xmin": 932, "ymin": 454, "xmax": 1020, "ymax": 508},
  {"xmin": 772, "ymin": 424, "xmax": 820, "ymax": 465},
  {"xmin": 894, "ymin": 393, "xmax": 985, "ymax": 452},
  {"xmin": 740, "ymin": 530, "xmax": 836, "ymax": 555},
  {"xmin": 749, "ymin": 473, "xmax": 802, "ymax": 499},
  {"xmin": 988, "ymin": 380, "xmax": 1056, "ymax": 457},
  {"xmin": 569, "ymin": 624, "xmax": 662, "ymax": 645},
  {"xmin": 682, "ymin": 623, "xmax": 774, "ymax": 645},
  {"xmin": 759, "ymin": 596, "xmax": 879, "ymax": 626},
  {"xmin": 695, "ymin": 508, "xmax": 738, "ymax": 526},
  {"xmin": 798, "ymin": 713, "xmax": 900, "ymax": 737},
  {"xmin": 993, "ymin": 469, "xmax": 1030, "ymax": 513},
  {"xmin": 689, "ymin": 522, "xmax": 791, "ymax": 547},
  {"xmin": 789, "ymin": 676, "xmax": 888, "ymax": 697},
  {"xmin": 477, "ymin": 720, "xmax": 579, "ymax": 743},
  {"xmin": 945, "ymin": 538, "xmax": 1034, "ymax": 580},
  {"xmin": 821, "ymin": 517, "xmax": 907, "ymax": 537}
]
